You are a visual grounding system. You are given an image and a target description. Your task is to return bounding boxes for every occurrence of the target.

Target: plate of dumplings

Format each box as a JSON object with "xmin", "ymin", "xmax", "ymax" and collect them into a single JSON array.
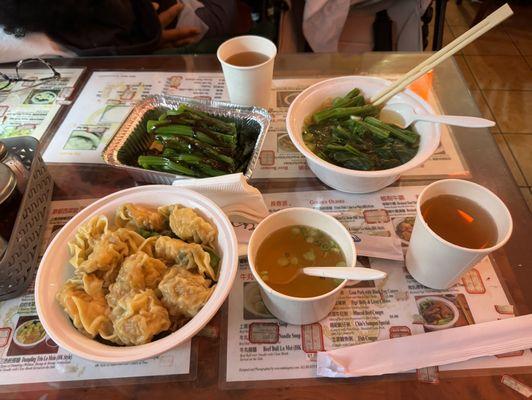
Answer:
[{"xmin": 35, "ymin": 185, "xmax": 238, "ymax": 363}]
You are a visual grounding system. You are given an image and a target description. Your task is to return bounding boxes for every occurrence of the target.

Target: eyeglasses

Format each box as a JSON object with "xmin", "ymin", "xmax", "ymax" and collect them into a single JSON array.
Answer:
[{"xmin": 0, "ymin": 58, "xmax": 61, "ymax": 92}]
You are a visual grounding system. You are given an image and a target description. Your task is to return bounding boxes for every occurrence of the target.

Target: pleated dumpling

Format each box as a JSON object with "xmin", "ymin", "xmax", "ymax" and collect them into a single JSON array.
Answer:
[
  {"xmin": 77, "ymin": 228, "xmax": 145, "ymax": 286},
  {"xmin": 68, "ymin": 216, "xmax": 109, "ymax": 268},
  {"xmin": 116, "ymin": 203, "xmax": 167, "ymax": 232},
  {"xmin": 82, "ymin": 273, "xmax": 105, "ymax": 299},
  {"xmin": 158, "ymin": 267, "xmax": 214, "ymax": 318},
  {"xmin": 159, "ymin": 205, "xmax": 216, "ymax": 246},
  {"xmin": 106, "ymin": 251, "xmax": 167, "ymax": 308},
  {"xmin": 154, "ymin": 236, "xmax": 215, "ymax": 280},
  {"xmin": 111, "ymin": 289, "xmax": 171, "ymax": 346},
  {"xmin": 56, "ymin": 279, "xmax": 114, "ymax": 339},
  {"xmin": 138, "ymin": 236, "xmax": 158, "ymax": 257}
]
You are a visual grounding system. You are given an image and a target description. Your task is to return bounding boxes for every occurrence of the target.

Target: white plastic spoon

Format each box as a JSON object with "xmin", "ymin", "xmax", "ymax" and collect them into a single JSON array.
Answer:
[
  {"xmin": 303, "ymin": 266, "xmax": 387, "ymax": 280},
  {"xmin": 380, "ymin": 103, "xmax": 495, "ymax": 129},
  {"xmin": 269, "ymin": 267, "xmax": 387, "ymax": 285}
]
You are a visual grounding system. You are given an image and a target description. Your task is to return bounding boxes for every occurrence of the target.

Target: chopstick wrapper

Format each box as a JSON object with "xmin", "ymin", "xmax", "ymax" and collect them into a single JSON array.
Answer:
[
  {"xmin": 316, "ymin": 314, "xmax": 532, "ymax": 378},
  {"xmin": 351, "ymin": 232, "xmax": 403, "ymax": 261},
  {"xmin": 172, "ymin": 173, "xmax": 269, "ymax": 223}
]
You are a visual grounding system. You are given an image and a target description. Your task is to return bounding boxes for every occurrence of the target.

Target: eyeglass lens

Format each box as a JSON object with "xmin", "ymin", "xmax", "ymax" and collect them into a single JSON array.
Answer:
[
  {"xmin": 0, "ymin": 73, "xmax": 11, "ymax": 91},
  {"xmin": 16, "ymin": 59, "xmax": 58, "ymax": 82}
]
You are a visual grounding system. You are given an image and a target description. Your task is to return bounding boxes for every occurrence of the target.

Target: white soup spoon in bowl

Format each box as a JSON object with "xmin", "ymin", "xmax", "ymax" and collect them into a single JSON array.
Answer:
[{"xmin": 380, "ymin": 103, "xmax": 495, "ymax": 129}]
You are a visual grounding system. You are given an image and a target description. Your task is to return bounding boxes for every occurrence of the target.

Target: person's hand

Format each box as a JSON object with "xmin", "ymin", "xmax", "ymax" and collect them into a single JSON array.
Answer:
[{"xmin": 156, "ymin": 3, "xmax": 199, "ymax": 47}]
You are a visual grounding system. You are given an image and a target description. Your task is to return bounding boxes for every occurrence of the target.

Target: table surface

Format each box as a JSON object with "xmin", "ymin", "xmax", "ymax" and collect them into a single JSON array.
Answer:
[{"xmin": 2, "ymin": 53, "xmax": 531, "ymax": 399}]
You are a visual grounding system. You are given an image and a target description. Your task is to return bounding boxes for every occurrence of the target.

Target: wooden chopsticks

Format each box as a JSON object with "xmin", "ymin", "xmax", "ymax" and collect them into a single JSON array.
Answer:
[{"xmin": 370, "ymin": 4, "xmax": 514, "ymax": 107}]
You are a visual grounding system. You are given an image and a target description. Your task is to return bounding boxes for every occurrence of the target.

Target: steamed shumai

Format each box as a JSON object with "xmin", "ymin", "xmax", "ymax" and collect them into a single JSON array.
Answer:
[{"xmin": 58, "ymin": 203, "xmax": 220, "ymax": 346}]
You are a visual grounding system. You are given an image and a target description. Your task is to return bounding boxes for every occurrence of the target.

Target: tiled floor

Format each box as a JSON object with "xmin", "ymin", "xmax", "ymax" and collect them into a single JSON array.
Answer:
[{"xmin": 432, "ymin": 1, "xmax": 532, "ymax": 212}]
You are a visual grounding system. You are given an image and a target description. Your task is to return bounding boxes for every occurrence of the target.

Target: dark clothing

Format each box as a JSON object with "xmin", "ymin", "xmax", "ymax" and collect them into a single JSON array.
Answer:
[
  {"xmin": 197, "ymin": 0, "xmax": 237, "ymax": 38},
  {"xmin": 1, "ymin": 0, "xmax": 239, "ymax": 57},
  {"xmin": 49, "ymin": 0, "xmax": 162, "ymax": 56}
]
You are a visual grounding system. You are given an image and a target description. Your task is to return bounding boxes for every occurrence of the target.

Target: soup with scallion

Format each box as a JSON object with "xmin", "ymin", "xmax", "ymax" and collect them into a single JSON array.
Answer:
[{"xmin": 255, "ymin": 225, "xmax": 346, "ymax": 298}]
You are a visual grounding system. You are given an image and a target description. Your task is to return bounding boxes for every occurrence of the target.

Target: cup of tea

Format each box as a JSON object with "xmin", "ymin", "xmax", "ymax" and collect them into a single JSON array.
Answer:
[
  {"xmin": 405, "ymin": 179, "xmax": 513, "ymax": 289},
  {"xmin": 217, "ymin": 35, "xmax": 277, "ymax": 108}
]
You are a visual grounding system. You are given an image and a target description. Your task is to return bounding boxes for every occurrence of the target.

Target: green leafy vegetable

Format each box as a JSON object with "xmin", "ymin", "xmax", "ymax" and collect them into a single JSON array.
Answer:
[
  {"xmin": 138, "ymin": 104, "xmax": 258, "ymax": 178},
  {"xmin": 303, "ymin": 88, "xmax": 420, "ymax": 171}
]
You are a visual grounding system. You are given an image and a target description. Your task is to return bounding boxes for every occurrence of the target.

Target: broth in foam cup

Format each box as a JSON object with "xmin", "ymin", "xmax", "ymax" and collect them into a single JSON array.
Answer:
[{"xmin": 247, "ymin": 208, "xmax": 356, "ymax": 325}]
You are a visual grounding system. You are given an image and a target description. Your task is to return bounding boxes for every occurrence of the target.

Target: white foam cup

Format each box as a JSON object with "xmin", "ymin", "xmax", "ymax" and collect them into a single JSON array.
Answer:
[
  {"xmin": 405, "ymin": 179, "xmax": 513, "ymax": 289},
  {"xmin": 217, "ymin": 35, "xmax": 276, "ymax": 108},
  {"xmin": 247, "ymin": 208, "xmax": 356, "ymax": 325}
]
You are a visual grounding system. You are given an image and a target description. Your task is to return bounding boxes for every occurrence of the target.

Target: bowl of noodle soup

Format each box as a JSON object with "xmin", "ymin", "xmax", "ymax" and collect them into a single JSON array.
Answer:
[
  {"xmin": 35, "ymin": 185, "xmax": 238, "ymax": 363},
  {"xmin": 13, "ymin": 319, "xmax": 47, "ymax": 348}
]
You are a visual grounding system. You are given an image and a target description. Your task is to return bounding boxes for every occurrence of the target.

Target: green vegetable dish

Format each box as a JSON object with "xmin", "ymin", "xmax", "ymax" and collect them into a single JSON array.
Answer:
[
  {"xmin": 138, "ymin": 105, "xmax": 259, "ymax": 178},
  {"xmin": 303, "ymin": 88, "xmax": 420, "ymax": 171}
]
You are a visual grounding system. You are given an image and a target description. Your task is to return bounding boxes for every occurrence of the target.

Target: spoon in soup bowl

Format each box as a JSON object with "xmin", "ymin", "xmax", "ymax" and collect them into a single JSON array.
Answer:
[
  {"xmin": 380, "ymin": 103, "xmax": 495, "ymax": 129},
  {"xmin": 268, "ymin": 266, "xmax": 387, "ymax": 285}
]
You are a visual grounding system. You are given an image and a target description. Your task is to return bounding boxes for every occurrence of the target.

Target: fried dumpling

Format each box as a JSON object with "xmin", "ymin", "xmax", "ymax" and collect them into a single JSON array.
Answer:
[
  {"xmin": 154, "ymin": 236, "xmax": 215, "ymax": 280},
  {"xmin": 56, "ymin": 278, "xmax": 114, "ymax": 339},
  {"xmin": 116, "ymin": 203, "xmax": 167, "ymax": 232},
  {"xmin": 82, "ymin": 273, "xmax": 105, "ymax": 299},
  {"xmin": 68, "ymin": 216, "xmax": 109, "ymax": 268},
  {"xmin": 138, "ymin": 236, "xmax": 158, "ymax": 257},
  {"xmin": 111, "ymin": 289, "xmax": 171, "ymax": 346},
  {"xmin": 158, "ymin": 267, "xmax": 214, "ymax": 318},
  {"xmin": 77, "ymin": 228, "xmax": 145, "ymax": 286},
  {"xmin": 107, "ymin": 251, "xmax": 167, "ymax": 308},
  {"xmin": 160, "ymin": 205, "xmax": 216, "ymax": 246}
]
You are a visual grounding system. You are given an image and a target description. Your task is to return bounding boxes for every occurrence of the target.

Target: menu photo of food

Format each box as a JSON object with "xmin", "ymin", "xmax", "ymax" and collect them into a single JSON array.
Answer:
[
  {"xmin": 6, "ymin": 316, "xmax": 58, "ymax": 357},
  {"xmin": 392, "ymin": 216, "xmax": 416, "ymax": 246},
  {"xmin": 414, "ymin": 294, "xmax": 475, "ymax": 333},
  {"xmin": 63, "ymin": 125, "xmax": 108, "ymax": 151},
  {"xmin": 243, "ymin": 282, "xmax": 274, "ymax": 320},
  {"xmin": 275, "ymin": 90, "xmax": 300, "ymax": 108},
  {"xmin": 23, "ymin": 89, "xmax": 61, "ymax": 105}
]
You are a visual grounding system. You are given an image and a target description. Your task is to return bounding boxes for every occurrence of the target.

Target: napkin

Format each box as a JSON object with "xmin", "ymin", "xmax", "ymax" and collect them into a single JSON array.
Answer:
[
  {"xmin": 316, "ymin": 314, "xmax": 532, "ymax": 378},
  {"xmin": 173, "ymin": 173, "xmax": 404, "ymax": 260},
  {"xmin": 172, "ymin": 173, "xmax": 269, "ymax": 222}
]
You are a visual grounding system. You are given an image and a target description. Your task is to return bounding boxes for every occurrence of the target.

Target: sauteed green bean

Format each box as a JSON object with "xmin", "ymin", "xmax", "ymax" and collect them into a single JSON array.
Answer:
[{"xmin": 138, "ymin": 105, "xmax": 258, "ymax": 177}]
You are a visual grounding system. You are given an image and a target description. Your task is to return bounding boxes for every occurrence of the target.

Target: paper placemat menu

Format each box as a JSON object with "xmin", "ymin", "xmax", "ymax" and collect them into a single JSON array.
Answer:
[
  {"xmin": 0, "ymin": 68, "xmax": 84, "ymax": 140},
  {"xmin": 43, "ymin": 71, "xmax": 228, "ymax": 164},
  {"xmin": 224, "ymin": 186, "xmax": 531, "ymax": 383},
  {"xmin": 43, "ymin": 72, "xmax": 469, "ymax": 180},
  {"xmin": 0, "ymin": 199, "xmax": 191, "ymax": 386}
]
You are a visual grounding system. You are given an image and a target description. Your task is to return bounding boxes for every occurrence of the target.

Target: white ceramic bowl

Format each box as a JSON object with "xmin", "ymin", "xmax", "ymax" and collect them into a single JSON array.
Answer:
[
  {"xmin": 247, "ymin": 208, "xmax": 356, "ymax": 325},
  {"xmin": 416, "ymin": 296, "xmax": 460, "ymax": 331},
  {"xmin": 35, "ymin": 185, "xmax": 238, "ymax": 363},
  {"xmin": 286, "ymin": 76, "xmax": 441, "ymax": 193}
]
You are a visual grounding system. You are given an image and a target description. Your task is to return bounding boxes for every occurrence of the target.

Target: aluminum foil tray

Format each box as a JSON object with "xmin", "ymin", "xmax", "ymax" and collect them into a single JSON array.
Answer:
[{"xmin": 102, "ymin": 95, "xmax": 271, "ymax": 184}]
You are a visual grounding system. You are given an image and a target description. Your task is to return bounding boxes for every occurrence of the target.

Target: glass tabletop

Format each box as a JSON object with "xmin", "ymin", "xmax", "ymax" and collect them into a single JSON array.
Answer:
[{"xmin": 1, "ymin": 53, "xmax": 530, "ymax": 399}]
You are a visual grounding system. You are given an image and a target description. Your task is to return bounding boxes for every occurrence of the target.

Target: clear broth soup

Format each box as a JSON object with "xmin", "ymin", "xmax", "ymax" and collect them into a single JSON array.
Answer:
[{"xmin": 255, "ymin": 225, "xmax": 346, "ymax": 298}]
